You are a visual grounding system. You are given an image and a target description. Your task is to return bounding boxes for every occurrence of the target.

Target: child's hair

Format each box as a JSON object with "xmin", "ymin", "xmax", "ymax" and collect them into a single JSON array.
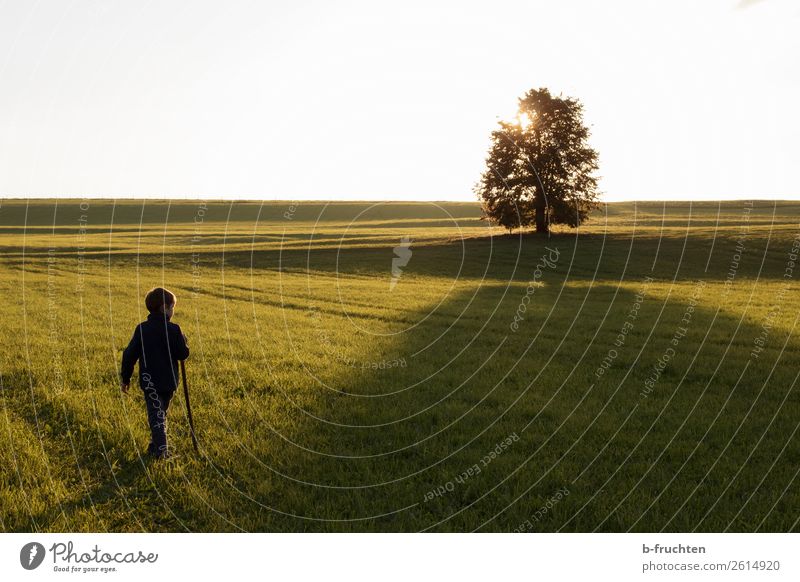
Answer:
[{"xmin": 144, "ymin": 287, "xmax": 177, "ymax": 314}]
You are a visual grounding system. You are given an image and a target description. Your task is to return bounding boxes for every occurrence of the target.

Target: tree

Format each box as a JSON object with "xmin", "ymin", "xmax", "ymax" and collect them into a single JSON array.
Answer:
[{"xmin": 475, "ymin": 87, "xmax": 600, "ymax": 234}]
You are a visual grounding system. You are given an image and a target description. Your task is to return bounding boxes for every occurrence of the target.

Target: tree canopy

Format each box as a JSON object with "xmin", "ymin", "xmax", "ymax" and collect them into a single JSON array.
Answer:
[{"xmin": 475, "ymin": 87, "xmax": 600, "ymax": 233}]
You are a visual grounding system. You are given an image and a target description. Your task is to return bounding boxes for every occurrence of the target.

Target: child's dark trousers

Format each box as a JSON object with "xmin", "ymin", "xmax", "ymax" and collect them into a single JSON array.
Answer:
[{"xmin": 143, "ymin": 384, "xmax": 174, "ymax": 457}]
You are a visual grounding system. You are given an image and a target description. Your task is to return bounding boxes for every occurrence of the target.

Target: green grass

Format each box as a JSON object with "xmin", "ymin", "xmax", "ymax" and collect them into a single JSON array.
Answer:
[{"xmin": 1, "ymin": 198, "xmax": 799, "ymax": 532}]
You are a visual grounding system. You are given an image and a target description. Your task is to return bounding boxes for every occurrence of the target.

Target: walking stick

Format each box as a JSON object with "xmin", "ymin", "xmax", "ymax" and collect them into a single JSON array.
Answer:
[{"xmin": 180, "ymin": 359, "xmax": 199, "ymax": 453}]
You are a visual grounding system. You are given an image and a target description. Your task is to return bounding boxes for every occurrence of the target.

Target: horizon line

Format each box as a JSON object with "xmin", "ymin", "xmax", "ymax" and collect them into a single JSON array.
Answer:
[{"xmin": 2, "ymin": 196, "xmax": 800, "ymax": 204}]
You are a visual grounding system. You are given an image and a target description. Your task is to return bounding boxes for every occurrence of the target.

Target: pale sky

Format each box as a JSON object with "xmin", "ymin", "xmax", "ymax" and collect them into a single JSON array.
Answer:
[{"xmin": 0, "ymin": 0, "xmax": 798, "ymax": 202}]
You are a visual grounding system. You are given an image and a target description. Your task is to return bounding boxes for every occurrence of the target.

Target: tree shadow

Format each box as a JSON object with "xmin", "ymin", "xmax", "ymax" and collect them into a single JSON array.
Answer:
[{"xmin": 182, "ymin": 260, "xmax": 800, "ymax": 532}]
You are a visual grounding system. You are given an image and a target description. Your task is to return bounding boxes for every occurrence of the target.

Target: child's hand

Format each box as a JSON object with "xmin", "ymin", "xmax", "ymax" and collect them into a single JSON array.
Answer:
[{"xmin": 121, "ymin": 381, "xmax": 130, "ymax": 394}]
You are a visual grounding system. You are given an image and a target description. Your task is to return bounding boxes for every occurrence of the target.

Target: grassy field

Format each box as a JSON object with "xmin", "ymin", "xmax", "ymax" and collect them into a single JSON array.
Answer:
[{"xmin": 1, "ymin": 198, "xmax": 799, "ymax": 532}]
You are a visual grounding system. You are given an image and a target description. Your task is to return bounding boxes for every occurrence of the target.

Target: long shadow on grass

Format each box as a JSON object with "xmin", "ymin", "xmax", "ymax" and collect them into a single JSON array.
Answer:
[
  {"xmin": 3, "ymin": 224, "xmax": 794, "ymax": 283},
  {"xmin": 192, "ymin": 263, "xmax": 800, "ymax": 533}
]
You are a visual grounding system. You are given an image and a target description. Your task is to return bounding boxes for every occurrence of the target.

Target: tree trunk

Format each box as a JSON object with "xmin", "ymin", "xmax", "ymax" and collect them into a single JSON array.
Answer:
[{"xmin": 534, "ymin": 191, "xmax": 549, "ymax": 234}]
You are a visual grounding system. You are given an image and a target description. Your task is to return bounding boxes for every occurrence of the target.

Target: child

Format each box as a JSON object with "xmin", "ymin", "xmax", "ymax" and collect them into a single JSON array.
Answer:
[{"xmin": 120, "ymin": 287, "xmax": 190, "ymax": 459}]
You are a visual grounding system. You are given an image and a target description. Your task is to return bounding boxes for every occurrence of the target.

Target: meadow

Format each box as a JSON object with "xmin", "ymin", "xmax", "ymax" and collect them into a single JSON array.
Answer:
[{"xmin": 1, "ymin": 198, "xmax": 799, "ymax": 532}]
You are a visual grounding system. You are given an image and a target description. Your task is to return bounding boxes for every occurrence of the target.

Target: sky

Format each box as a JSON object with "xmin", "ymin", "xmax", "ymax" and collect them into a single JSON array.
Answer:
[{"xmin": 0, "ymin": 0, "xmax": 798, "ymax": 202}]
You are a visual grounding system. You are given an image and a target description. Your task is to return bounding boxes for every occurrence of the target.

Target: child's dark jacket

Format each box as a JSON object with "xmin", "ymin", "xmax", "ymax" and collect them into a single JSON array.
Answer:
[{"xmin": 121, "ymin": 313, "xmax": 190, "ymax": 394}]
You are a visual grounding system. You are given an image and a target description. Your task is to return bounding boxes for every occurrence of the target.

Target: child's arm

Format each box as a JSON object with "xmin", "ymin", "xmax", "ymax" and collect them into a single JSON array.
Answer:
[
  {"xmin": 120, "ymin": 326, "xmax": 142, "ymax": 392},
  {"xmin": 172, "ymin": 324, "xmax": 190, "ymax": 361}
]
